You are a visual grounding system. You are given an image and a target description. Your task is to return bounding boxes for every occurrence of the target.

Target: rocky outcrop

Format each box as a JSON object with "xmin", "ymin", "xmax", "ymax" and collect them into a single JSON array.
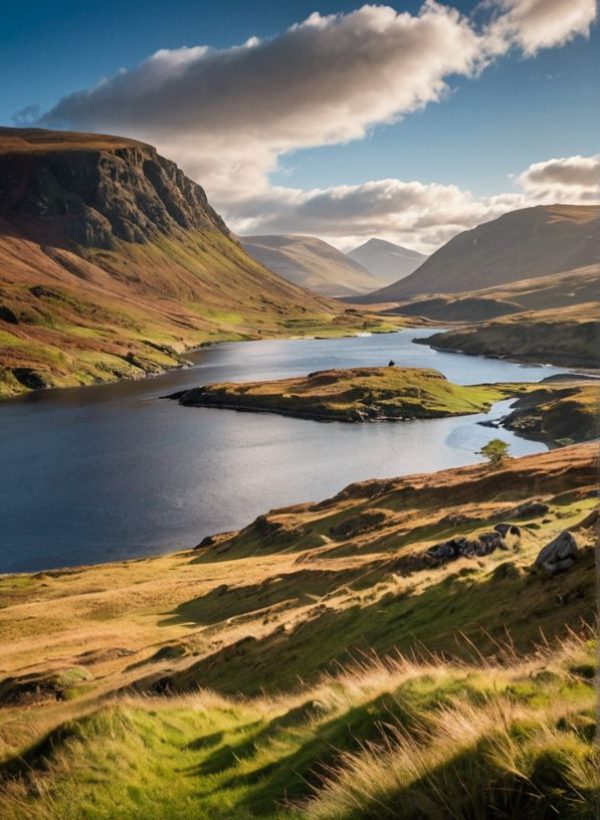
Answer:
[
  {"xmin": 533, "ymin": 531, "xmax": 579, "ymax": 575},
  {"xmin": 0, "ymin": 137, "xmax": 228, "ymax": 248}
]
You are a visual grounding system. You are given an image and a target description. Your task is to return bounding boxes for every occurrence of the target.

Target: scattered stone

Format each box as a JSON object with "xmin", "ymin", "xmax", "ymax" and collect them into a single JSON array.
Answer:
[
  {"xmin": 424, "ymin": 530, "xmax": 507, "ymax": 566},
  {"xmin": 494, "ymin": 523, "xmax": 521, "ymax": 539},
  {"xmin": 533, "ymin": 531, "xmax": 579, "ymax": 575},
  {"xmin": 0, "ymin": 305, "xmax": 18, "ymax": 324},
  {"xmin": 492, "ymin": 561, "xmax": 521, "ymax": 581}
]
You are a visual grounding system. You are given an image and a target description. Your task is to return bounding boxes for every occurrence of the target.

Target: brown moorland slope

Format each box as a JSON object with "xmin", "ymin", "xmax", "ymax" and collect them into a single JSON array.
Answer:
[
  {"xmin": 365, "ymin": 204, "xmax": 600, "ymax": 302},
  {"xmin": 386, "ymin": 263, "xmax": 600, "ymax": 321},
  {"xmin": 418, "ymin": 303, "xmax": 600, "ymax": 368},
  {"xmin": 0, "ymin": 128, "xmax": 394, "ymax": 397}
]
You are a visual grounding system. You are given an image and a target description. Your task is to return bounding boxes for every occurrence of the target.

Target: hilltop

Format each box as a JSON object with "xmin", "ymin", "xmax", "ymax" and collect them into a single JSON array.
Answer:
[
  {"xmin": 364, "ymin": 204, "xmax": 600, "ymax": 303},
  {"xmin": 0, "ymin": 128, "xmax": 396, "ymax": 397},
  {"xmin": 0, "ymin": 444, "xmax": 597, "ymax": 817},
  {"xmin": 241, "ymin": 234, "xmax": 381, "ymax": 297}
]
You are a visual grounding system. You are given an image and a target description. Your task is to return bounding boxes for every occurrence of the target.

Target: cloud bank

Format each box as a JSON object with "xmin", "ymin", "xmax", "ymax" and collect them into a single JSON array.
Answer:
[{"xmin": 33, "ymin": 0, "xmax": 597, "ymax": 250}]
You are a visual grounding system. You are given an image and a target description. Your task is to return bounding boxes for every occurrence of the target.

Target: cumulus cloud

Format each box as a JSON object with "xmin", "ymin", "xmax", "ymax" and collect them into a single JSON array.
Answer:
[
  {"xmin": 40, "ymin": 2, "xmax": 487, "ymax": 200},
  {"xmin": 486, "ymin": 0, "xmax": 597, "ymax": 56},
  {"xmin": 518, "ymin": 154, "xmax": 600, "ymax": 201},
  {"xmin": 229, "ymin": 154, "xmax": 599, "ymax": 253},
  {"xmin": 32, "ymin": 2, "xmax": 597, "ymax": 250}
]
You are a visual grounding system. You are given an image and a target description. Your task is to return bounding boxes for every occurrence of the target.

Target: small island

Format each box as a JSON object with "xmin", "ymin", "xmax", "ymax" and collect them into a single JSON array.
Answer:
[{"xmin": 168, "ymin": 366, "xmax": 509, "ymax": 422}]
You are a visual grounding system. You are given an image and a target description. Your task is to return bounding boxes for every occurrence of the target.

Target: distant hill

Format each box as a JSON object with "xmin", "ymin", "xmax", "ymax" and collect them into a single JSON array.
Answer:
[
  {"xmin": 0, "ymin": 128, "xmax": 352, "ymax": 396},
  {"xmin": 241, "ymin": 234, "xmax": 380, "ymax": 297},
  {"xmin": 386, "ymin": 263, "xmax": 600, "ymax": 321},
  {"xmin": 347, "ymin": 238, "xmax": 427, "ymax": 285},
  {"xmin": 365, "ymin": 205, "xmax": 600, "ymax": 302}
]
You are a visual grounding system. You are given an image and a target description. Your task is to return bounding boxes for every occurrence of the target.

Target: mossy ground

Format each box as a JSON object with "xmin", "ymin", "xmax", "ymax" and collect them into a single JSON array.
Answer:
[{"xmin": 0, "ymin": 445, "xmax": 597, "ymax": 818}]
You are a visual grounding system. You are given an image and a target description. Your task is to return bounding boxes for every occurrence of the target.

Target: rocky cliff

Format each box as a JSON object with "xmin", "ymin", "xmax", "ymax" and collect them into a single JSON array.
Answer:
[{"xmin": 0, "ymin": 128, "xmax": 371, "ymax": 396}]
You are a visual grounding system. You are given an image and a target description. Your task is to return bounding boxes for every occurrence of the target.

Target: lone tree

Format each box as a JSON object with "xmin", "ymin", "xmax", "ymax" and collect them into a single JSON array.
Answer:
[{"xmin": 479, "ymin": 438, "xmax": 509, "ymax": 468}]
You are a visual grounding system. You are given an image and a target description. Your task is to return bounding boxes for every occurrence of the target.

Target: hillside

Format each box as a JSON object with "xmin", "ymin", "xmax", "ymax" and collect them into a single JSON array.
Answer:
[
  {"xmin": 365, "ymin": 205, "xmax": 600, "ymax": 302},
  {"xmin": 169, "ymin": 366, "xmax": 508, "ymax": 422},
  {"xmin": 347, "ymin": 238, "xmax": 427, "ymax": 285},
  {"xmin": 419, "ymin": 303, "xmax": 600, "ymax": 368},
  {"xmin": 0, "ymin": 128, "xmax": 396, "ymax": 398},
  {"xmin": 241, "ymin": 234, "xmax": 380, "ymax": 297},
  {"xmin": 387, "ymin": 263, "xmax": 600, "ymax": 321},
  {"xmin": 0, "ymin": 444, "xmax": 597, "ymax": 818}
]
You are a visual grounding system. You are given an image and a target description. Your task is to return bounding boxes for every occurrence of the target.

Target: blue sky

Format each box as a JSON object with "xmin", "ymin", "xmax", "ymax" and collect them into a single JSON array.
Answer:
[{"xmin": 2, "ymin": 1, "xmax": 598, "ymax": 249}]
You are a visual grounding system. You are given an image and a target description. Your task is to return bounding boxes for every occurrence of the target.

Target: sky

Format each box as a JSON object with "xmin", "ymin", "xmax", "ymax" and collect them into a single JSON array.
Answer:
[{"xmin": 2, "ymin": 0, "xmax": 598, "ymax": 252}]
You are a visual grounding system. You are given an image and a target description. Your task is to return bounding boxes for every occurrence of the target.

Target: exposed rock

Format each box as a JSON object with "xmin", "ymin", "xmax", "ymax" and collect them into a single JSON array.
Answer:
[
  {"xmin": 492, "ymin": 561, "xmax": 521, "ymax": 581},
  {"xmin": 0, "ymin": 304, "xmax": 18, "ymax": 324},
  {"xmin": 494, "ymin": 523, "xmax": 521, "ymax": 539},
  {"xmin": 509, "ymin": 501, "xmax": 550, "ymax": 520},
  {"xmin": 0, "ymin": 143, "xmax": 229, "ymax": 249},
  {"xmin": 424, "ymin": 530, "xmax": 507, "ymax": 566},
  {"xmin": 533, "ymin": 531, "xmax": 579, "ymax": 575},
  {"xmin": 11, "ymin": 367, "xmax": 49, "ymax": 389}
]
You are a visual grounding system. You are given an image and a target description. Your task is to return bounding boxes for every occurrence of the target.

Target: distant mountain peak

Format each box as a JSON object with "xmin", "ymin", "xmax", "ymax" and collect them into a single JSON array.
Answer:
[{"xmin": 347, "ymin": 238, "xmax": 428, "ymax": 286}]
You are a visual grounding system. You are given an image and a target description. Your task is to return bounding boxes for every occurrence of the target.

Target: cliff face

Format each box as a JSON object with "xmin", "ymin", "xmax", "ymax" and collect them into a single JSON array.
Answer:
[
  {"xmin": 0, "ymin": 128, "xmax": 350, "ymax": 397},
  {"xmin": 0, "ymin": 134, "xmax": 228, "ymax": 248}
]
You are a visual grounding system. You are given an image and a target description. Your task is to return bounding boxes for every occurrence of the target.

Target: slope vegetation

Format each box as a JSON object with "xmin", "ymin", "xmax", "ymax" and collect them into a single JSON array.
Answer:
[
  {"xmin": 0, "ymin": 444, "xmax": 597, "ymax": 818},
  {"xmin": 0, "ymin": 128, "xmax": 394, "ymax": 397},
  {"xmin": 241, "ymin": 234, "xmax": 381, "ymax": 297}
]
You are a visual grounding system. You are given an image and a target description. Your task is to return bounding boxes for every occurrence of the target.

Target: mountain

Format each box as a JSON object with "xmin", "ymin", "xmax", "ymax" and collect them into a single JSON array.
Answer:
[
  {"xmin": 0, "ymin": 127, "xmax": 376, "ymax": 397},
  {"xmin": 241, "ymin": 234, "xmax": 381, "ymax": 297},
  {"xmin": 366, "ymin": 204, "xmax": 600, "ymax": 302},
  {"xmin": 347, "ymin": 238, "xmax": 427, "ymax": 285}
]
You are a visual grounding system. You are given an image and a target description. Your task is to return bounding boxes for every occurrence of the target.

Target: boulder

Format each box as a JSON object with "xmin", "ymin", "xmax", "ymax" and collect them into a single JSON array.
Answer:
[{"xmin": 533, "ymin": 531, "xmax": 579, "ymax": 575}]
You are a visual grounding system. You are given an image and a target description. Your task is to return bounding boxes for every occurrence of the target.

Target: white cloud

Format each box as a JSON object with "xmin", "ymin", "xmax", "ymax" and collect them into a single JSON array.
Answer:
[
  {"xmin": 230, "ymin": 155, "xmax": 599, "ymax": 253},
  {"xmin": 40, "ymin": 3, "xmax": 488, "ymax": 201},
  {"xmin": 517, "ymin": 154, "xmax": 600, "ymax": 201},
  {"xmin": 33, "ymin": 2, "xmax": 597, "ymax": 251},
  {"xmin": 486, "ymin": 0, "xmax": 597, "ymax": 56}
]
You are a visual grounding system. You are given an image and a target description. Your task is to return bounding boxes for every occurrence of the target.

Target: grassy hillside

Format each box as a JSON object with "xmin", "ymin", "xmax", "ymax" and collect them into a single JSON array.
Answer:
[
  {"xmin": 386, "ymin": 263, "xmax": 600, "ymax": 322},
  {"xmin": 418, "ymin": 304, "xmax": 600, "ymax": 368},
  {"xmin": 365, "ymin": 204, "xmax": 600, "ymax": 302},
  {"xmin": 0, "ymin": 128, "xmax": 400, "ymax": 398},
  {"xmin": 0, "ymin": 444, "xmax": 597, "ymax": 818},
  {"xmin": 241, "ymin": 235, "xmax": 381, "ymax": 297},
  {"xmin": 501, "ymin": 382, "xmax": 599, "ymax": 445},
  {"xmin": 170, "ymin": 366, "xmax": 510, "ymax": 422}
]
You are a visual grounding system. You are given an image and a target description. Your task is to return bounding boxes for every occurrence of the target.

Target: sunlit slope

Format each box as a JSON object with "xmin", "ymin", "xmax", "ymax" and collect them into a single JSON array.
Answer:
[{"xmin": 0, "ymin": 444, "xmax": 597, "ymax": 818}]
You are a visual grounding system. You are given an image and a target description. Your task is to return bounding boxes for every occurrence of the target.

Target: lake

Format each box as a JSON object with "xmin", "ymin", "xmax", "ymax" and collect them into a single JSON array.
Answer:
[{"xmin": 0, "ymin": 328, "xmax": 568, "ymax": 572}]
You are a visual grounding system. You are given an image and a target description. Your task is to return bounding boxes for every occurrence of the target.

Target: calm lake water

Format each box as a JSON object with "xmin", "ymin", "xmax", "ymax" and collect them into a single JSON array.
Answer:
[{"xmin": 0, "ymin": 328, "xmax": 568, "ymax": 572}]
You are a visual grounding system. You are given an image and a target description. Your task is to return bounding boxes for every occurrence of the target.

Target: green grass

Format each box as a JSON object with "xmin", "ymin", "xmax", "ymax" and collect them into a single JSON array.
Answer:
[{"xmin": 172, "ymin": 366, "xmax": 508, "ymax": 422}]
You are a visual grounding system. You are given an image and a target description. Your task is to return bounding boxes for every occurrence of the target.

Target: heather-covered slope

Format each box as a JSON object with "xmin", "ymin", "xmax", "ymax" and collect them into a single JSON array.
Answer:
[
  {"xmin": 365, "ymin": 205, "xmax": 600, "ymax": 302},
  {"xmin": 0, "ymin": 128, "xmax": 393, "ymax": 397},
  {"xmin": 241, "ymin": 234, "xmax": 381, "ymax": 297}
]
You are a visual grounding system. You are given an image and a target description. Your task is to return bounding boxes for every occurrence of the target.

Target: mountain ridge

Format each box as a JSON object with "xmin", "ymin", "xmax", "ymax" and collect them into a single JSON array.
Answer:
[
  {"xmin": 347, "ymin": 237, "xmax": 428, "ymax": 285},
  {"xmin": 241, "ymin": 234, "xmax": 381, "ymax": 296},
  {"xmin": 363, "ymin": 204, "xmax": 600, "ymax": 302}
]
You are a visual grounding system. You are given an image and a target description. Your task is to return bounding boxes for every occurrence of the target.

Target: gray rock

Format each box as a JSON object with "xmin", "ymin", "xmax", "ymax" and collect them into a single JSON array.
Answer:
[
  {"xmin": 533, "ymin": 531, "xmax": 579, "ymax": 575},
  {"xmin": 511, "ymin": 501, "xmax": 550, "ymax": 519}
]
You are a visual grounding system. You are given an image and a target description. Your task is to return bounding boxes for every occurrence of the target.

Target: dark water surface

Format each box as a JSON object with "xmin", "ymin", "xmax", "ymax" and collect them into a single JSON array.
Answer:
[{"xmin": 0, "ymin": 329, "xmax": 567, "ymax": 572}]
